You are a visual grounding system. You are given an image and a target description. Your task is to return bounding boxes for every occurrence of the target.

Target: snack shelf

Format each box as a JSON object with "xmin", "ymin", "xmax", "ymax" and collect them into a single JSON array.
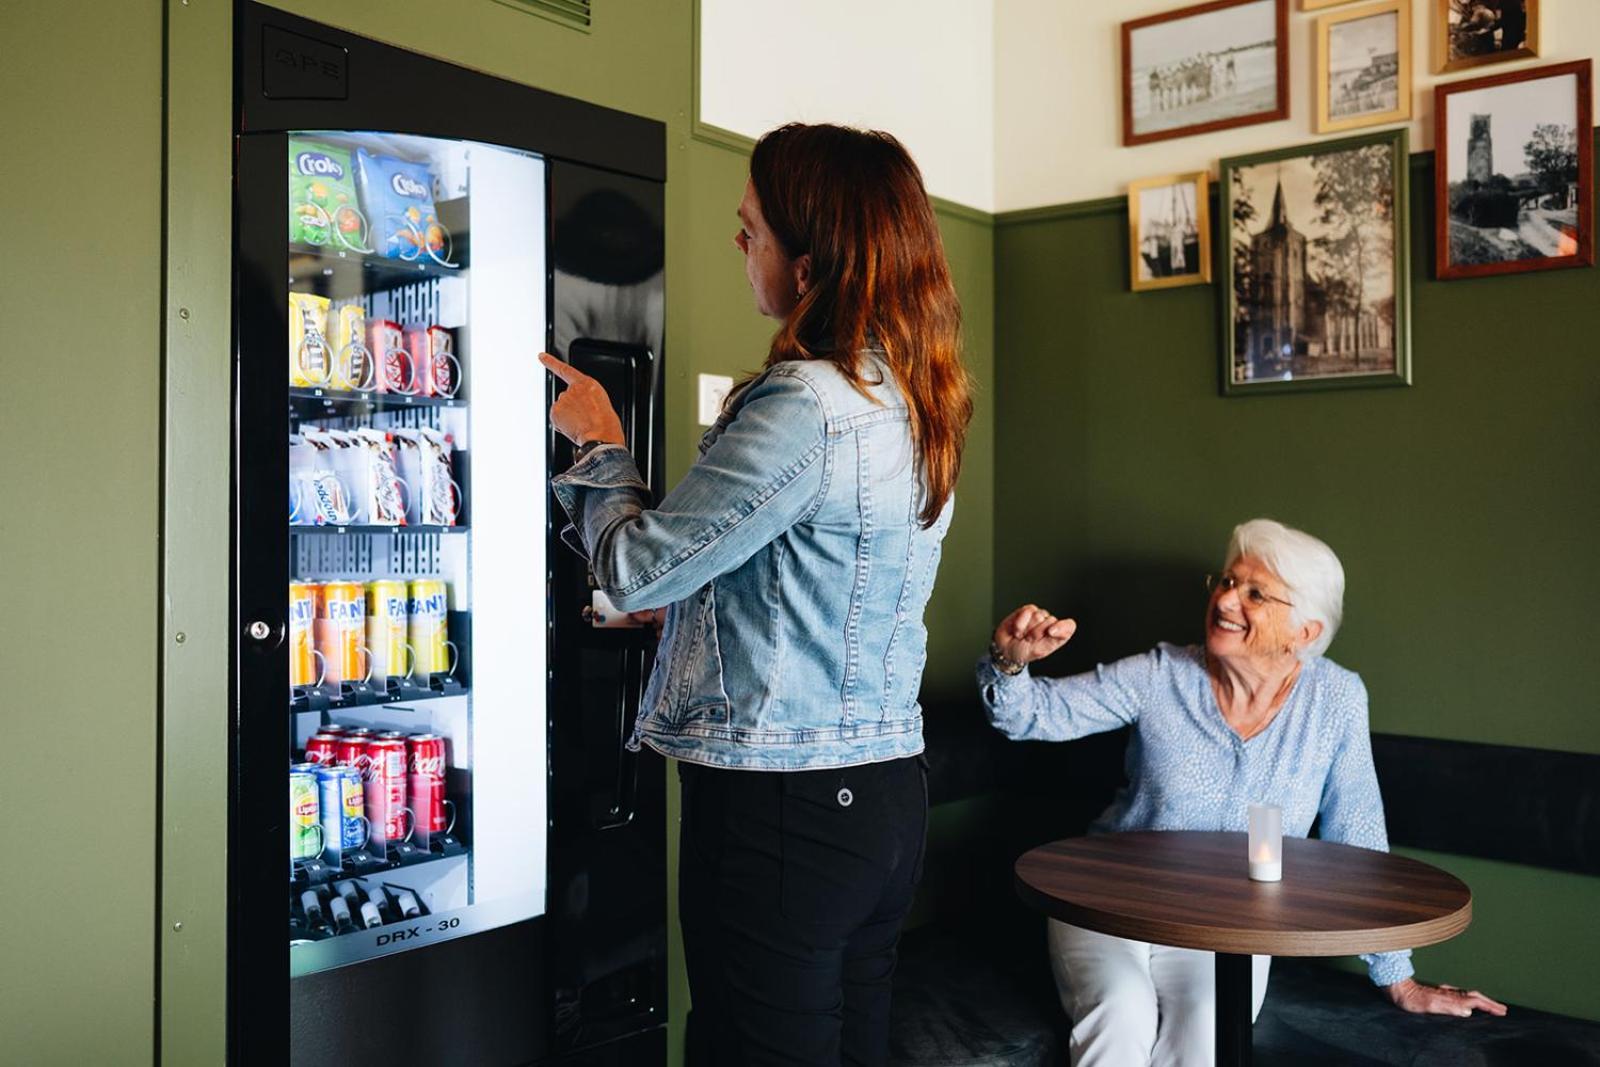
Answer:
[
  {"xmin": 289, "ymin": 386, "xmax": 465, "ymax": 417},
  {"xmin": 289, "ymin": 243, "xmax": 464, "ymax": 290}
]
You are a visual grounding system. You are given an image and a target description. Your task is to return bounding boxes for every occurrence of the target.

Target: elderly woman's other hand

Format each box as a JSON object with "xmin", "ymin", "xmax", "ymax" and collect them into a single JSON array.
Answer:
[
  {"xmin": 992, "ymin": 604, "xmax": 1078, "ymax": 669},
  {"xmin": 1384, "ymin": 978, "xmax": 1507, "ymax": 1017}
]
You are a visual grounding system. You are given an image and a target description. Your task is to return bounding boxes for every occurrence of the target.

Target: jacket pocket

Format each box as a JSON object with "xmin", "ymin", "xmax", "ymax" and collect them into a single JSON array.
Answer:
[{"xmin": 675, "ymin": 582, "xmax": 730, "ymax": 725}]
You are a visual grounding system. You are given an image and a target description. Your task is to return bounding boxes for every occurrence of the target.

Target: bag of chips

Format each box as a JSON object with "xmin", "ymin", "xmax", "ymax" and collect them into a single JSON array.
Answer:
[
  {"xmin": 288, "ymin": 139, "xmax": 368, "ymax": 251},
  {"xmin": 355, "ymin": 148, "xmax": 448, "ymax": 262}
]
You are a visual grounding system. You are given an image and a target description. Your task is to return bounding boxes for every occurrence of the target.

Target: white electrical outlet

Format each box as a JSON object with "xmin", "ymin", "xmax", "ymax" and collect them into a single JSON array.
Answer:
[{"xmin": 697, "ymin": 373, "xmax": 734, "ymax": 426}]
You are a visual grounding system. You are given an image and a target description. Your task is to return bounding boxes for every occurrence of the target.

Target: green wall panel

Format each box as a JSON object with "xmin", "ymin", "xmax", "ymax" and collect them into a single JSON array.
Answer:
[
  {"xmin": 0, "ymin": 3, "xmax": 163, "ymax": 1064},
  {"xmin": 993, "ymin": 147, "xmax": 1600, "ymax": 1018}
]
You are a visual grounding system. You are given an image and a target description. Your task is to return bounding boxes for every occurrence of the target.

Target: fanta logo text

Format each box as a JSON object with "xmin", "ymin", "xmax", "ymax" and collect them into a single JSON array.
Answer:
[
  {"xmin": 328, "ymin": 600, "xmax": 363, "ymax": 621},
  {"xmin": 297, "ymin": 152, "xmax": 345, "ymax": 179},
  {"xmin": 290, "ymin": 600, "xmax": 315, "ymax": 623},
  {"xmin": 409, "ymin": 594, "xmax": 447, "ymax": 616},
  {"xmin": 391, "ymin": 172, "xmax": 429, "ymax": 199}
]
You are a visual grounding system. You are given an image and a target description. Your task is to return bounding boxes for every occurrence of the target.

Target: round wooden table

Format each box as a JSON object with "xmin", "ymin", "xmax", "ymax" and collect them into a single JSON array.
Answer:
[{"xmin": 1014, "ymin": 831, "xmax": 1472, "ymax": 1067}]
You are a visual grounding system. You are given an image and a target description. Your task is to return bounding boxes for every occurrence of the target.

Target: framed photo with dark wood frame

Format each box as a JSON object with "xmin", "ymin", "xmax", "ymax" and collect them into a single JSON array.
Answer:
[
  {"xmin": 1220, "ymin": 129, "xmax": 1411, "ymax": 395},
  {"xmin": 1129, "ymin": 172, "xmax": 1213, "ymax": 291},
  {"xmin": 1316, "ymin": 0, "xmax": 1411, "ymax": 134},
  {"xmin": 1122, "ymin": 0, "xmax": 1289, "ymax": 147},
  {"xmin": 1434, "ymin": 0, "xmax": 1539, "ymax": 74},
  {"xmin": 1435, "ymin": 59, "xmax": 1592, "ymax": 280}
]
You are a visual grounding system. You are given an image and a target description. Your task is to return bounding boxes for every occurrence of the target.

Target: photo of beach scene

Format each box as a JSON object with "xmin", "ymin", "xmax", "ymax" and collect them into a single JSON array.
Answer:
[{"xmin": 1129, "ymin": 0, "xmax": 1281, "ymax": 139}]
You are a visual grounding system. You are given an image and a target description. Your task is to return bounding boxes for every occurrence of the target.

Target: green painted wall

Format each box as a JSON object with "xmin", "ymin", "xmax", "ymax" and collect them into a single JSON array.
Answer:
[
  {"xmin": 992, "ymin": 148, "xmax": 1600, "ymax": 1020},
  {"xmin": 0, "ymin": 4, "xmax": 163, "ymax": 1064}
]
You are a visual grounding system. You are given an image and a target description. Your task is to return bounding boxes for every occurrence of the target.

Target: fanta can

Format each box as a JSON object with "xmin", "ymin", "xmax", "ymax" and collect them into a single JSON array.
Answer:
[
  {"xmin": 366, "ymin": 579, "xmax": 410, "ymax": 682},
  {"xmin": 408, "ymin": 578, "xmax": 450, "ymax": 678},
  {"xmin": 289, "ymin": 582, "xmax": 322, "ymax": 687},
  {"xmin": 318, "ymin": 581, "xmax": 368, "ymax": 684}
]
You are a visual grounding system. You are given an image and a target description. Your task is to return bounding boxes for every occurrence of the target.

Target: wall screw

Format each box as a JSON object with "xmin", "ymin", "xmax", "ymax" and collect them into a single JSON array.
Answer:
[
  {"xmin": 179, "ymin": 307, "xmax": 191, "ymax": 320},
  {"xmin": 173, "ymin": 921, "xmax": 184, "ymax": 931},
  {"xmin": 175, "ymin": 631, "xmax": 187, "ymax": 644}
]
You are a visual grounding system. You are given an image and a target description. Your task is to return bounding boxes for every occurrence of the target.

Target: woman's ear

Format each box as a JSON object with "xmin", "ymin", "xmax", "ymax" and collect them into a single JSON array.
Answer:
[
  {"xmin": 1297, "ymin": 619, "xmax": 1324, "ymax": 652},
  {"xmin": 793, "ymin": 252, "xmax": 813, "ymax": 297}
]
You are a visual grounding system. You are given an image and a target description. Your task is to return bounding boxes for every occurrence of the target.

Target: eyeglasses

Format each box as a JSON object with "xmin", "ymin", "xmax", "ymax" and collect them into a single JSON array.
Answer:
[{"xmin": 1205, "ymin": 573, "xmax": 1293, "ymax": 610}]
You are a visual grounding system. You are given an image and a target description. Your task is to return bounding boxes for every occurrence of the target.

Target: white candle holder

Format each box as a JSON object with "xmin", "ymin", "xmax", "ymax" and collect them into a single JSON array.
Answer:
[{"xmin": 1248, "ymin": 803, "xmax": 1282, "ymax": 882}]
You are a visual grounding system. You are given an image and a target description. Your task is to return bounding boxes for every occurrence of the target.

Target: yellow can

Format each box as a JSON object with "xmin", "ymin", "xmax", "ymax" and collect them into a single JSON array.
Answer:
[
  {"xmin": 407, "ymin": 578, "xmax": 450, "ymax": 677},
  {"xmin": 366, "ymin": 579, "xmax": 410, "ymax": 682}
]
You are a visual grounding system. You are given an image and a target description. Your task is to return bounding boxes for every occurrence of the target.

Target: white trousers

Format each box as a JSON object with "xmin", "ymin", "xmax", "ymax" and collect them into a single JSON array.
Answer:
[{"xmin": 1047, "ymin": 920, "xmax": 1272, "ymax": 1067}]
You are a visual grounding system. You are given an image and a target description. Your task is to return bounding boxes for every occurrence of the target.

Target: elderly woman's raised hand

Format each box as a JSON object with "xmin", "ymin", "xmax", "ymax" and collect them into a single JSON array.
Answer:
[
  {"xmin": 1384, "ymin": 978, "xmax": 1507, "ymax": 1017},
  {"xmin": 993, "ymin": 604, "xmax": 1078, "ymax": 669}
]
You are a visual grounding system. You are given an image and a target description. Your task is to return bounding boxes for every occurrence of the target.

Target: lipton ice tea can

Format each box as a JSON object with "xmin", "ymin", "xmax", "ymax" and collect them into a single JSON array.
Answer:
[
  {"xmin": 366, "ymin": 579, "xmax": 410, "ymax": 682},
  {"xmin": 289, "ymin": 764, "xmax": 323, "ymax": 869},
  {"xmin": 318, "ymin": 581, "xmax": 368, "ymax": 685},
  {"xmin": 407, "ymin": 579, "xmax": 450, "ymax": 678},
  {"xmin": 289, "ymin": 582, "xmax": 322, "ymax": 688}
]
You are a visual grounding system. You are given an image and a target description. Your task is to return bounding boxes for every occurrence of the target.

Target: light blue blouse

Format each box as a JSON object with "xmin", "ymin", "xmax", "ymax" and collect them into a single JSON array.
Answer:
[{"xmin": 978, "ymin": 642, "xmax": 1414, "ymax": 986}]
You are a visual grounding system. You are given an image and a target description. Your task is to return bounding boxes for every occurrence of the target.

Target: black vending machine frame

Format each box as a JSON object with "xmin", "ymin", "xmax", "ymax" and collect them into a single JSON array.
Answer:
[{"xmin": 232, "ymin": 4, "xmax": 667, "ymax": 1064}]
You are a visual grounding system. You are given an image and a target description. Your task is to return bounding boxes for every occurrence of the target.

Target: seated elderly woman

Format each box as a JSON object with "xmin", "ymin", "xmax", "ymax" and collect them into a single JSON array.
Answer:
[{"xmin": 978, "ymin": 518, "xmax": 1505, "ymax": 1067}]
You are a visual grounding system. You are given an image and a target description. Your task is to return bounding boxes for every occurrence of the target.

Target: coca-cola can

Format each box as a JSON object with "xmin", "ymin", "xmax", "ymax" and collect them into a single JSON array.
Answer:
[
  {"xmin": 408, "ymin": 733, "xmax": 449, "ymax": 832},
  {"xmin": 336, "ymin": 735, "xmax": 371, "ymax": 777},
  {"xmin": 304, "ymin": 733, "xmax": 340, "ymax": 766},
  {"xmin": 317, "ymin": 724, "xmax": 349, "ymax": 737},
  {"xmin": 367, "ymin": 737, "xmax": 409, "ymax": 842}
]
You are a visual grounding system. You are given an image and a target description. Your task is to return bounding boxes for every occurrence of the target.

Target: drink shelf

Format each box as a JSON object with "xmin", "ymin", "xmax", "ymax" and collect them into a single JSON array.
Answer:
[
  {"xmin": 290, "ymin": 386, "xmax": 465, "ymax": 418},
  {"xmin": 289, "ymin": 243, "xmax": 465, "ymax": 290},
  {"xmin": 292, "ymin": 835, "xmax": 468, "ymax": 893},
  {"xmin": 290, "ymin": 523, "xmax": 466, "ymax": 535},
  {"xmin": 292, "ymin": 672, "xmax": 467, "ymax": 714}
]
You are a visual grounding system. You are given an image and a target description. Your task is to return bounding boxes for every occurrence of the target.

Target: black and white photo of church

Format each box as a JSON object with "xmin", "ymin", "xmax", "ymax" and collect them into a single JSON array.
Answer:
[{"xmin": 1230, "ymin": 144, "xmax": 1398, "ymax": 383}]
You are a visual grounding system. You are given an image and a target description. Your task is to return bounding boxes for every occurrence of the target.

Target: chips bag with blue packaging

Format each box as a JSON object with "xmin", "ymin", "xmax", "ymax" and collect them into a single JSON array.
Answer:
[
  {"xmin": 288, "ymin": 139, "xmax": 367, "ymax": 249},
  {"xmin": 355, "ymin": 148, "xmax": 448, "ymax": 262}
]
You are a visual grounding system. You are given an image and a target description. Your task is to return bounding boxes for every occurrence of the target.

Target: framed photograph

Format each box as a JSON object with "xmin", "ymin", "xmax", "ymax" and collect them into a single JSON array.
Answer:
[
  {"xmin": 1220, "ymin": 129, "xmax": 1411, "ymax": 394},
  {"xmin": 1301, "ymin": 0, "xmax": 1359, "ymax": 9},
  {"xmin": 1435, "ymin": 59, "xmax": 1593, "ymax": 279},
  {"xmin": 1122, "ymin": 0, "xmax": 1289, "ymax": 147},
  {"xmin": 1435, "ymin": 0, "xmax": 1538, "ymax": 74},
  {"xmin": 1316, "ymin": 1, "xmax": 1411, "ymax": 133},
  {"xmin": 1129, "ymin": 172, "xmax": 1213, "ymax": 291}
]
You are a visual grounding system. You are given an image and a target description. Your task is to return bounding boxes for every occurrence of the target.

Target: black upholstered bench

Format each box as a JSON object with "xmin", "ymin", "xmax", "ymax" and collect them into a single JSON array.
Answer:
[{"xmin": 890, "ymin": 708, "xmax": 1600, "ymax": 1066}]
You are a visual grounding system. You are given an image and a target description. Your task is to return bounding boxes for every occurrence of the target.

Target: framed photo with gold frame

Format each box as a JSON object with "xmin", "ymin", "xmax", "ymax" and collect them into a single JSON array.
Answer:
[
  {"xmin": 1317, "ymin": 1, "xmax": 1411, "ymax": 133},
  {"xmin": 1435, "ymin": 0, "xmax": 1538, "ymax": 74},
  {"xmin": 1129, "ymin": 172, "xmax": 1213, "ymax": 291},
  {"xmin": 1301, "ymin": 0, "xmax": 1359, "ymax": 9}
]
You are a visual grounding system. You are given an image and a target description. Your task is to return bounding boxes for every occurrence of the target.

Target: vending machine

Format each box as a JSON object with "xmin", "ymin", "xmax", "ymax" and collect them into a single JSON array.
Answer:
[{"xmin": 232, "ymin": 4, "xmax": 666, "ymax": 1064}]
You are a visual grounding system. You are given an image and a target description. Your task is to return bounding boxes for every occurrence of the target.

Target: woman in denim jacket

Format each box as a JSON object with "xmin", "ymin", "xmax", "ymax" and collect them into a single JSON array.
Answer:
[{"xmin": 541, "ymin": 123, "xmax": 972, "ymax": 1066}]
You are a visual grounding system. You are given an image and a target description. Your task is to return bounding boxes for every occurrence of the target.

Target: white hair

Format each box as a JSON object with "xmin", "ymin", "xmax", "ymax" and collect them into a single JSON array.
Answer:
[{"xmin": 1224, "ymin": 518, "xmax": 1344, "ymax": 660}]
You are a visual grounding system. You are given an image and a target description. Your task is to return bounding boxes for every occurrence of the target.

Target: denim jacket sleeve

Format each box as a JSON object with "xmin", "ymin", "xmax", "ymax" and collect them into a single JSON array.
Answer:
[{"xmin": 550, "ymin": 369, "xmax": 828, "ymax": 612}]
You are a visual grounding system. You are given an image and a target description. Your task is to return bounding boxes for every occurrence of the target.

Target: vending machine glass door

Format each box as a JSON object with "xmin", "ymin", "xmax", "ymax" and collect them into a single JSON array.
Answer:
[{"xmin": 283, "ymin": 131, "xmax": 548, "ymax": 977}]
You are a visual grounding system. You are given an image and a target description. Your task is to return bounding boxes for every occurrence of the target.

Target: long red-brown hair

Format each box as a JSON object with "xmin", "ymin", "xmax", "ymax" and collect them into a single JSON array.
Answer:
[{"xmin": 748, "ymin": 123, "xmax": 972, "ymax": 527}]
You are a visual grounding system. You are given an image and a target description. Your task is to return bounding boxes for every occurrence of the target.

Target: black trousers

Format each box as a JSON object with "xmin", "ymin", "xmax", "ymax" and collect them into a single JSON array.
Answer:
[{"xmin": 679, "ymin": 755, "xmax": 928, "ymax": 1067}]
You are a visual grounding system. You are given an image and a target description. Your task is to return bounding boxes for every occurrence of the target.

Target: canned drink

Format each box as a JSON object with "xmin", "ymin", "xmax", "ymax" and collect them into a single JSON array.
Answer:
[
  {"xmin": 316, "ymin": 764, "xmax": 367, "ymax": 853},
  {"xmin": 336, "ymin": 735, "xmax": 371, "ymax": 777},
  {"xmin": 289, "ymin": 582, "xmax": 321, "ymax": 688},
  {"xmin": 409, "ymin": 733, "xmax": 450, "ymax": 833},
  {"xmin": 317, "ymin": 581, "xmax": 367, "ymax": 685},
  {"xmin": 366, "ymin": 737, "xmax": 410, "ymax": 842},
  {"xmin": 366, "ymin": 578, "xmax": 410, "ymax": 682},
  {"xmin": 304, "ymin": 733, "xmax": 340, "ymax": 766},
  {"xmin": 289, "ymin": 765, "xmax": 322, "ymax": 866},
  {"xmin": 317, "ymin": 724, "xmax": 349, "ymax": 737},
  {"xmin": 370, "ymin": 319, "xmax": 414, "ymax": 395},
  {"xmin": 408, "ymin": 579, "xmax": 450, "ymax": 678}
]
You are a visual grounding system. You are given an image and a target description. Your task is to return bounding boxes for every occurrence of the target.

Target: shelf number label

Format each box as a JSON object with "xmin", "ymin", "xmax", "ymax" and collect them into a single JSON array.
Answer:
[{"xmin": 374, "ymin": 915, "xmax": 461, "ymax": 948}]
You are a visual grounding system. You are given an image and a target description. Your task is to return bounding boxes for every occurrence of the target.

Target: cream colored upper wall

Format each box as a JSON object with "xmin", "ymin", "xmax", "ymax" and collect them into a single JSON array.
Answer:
[
  {"xmin": 699, "ymin": 0, "xmax": 995, "ymax": 210},
  {"xmin": 995, "ymin": 0, "xmax": 1600, "ymax": 211}
]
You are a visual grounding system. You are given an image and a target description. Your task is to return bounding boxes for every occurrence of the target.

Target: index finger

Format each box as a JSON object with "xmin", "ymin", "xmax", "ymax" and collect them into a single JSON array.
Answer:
[{"xmin": 539, "ymin": 352, "xmax": 585, "ymax": 384}]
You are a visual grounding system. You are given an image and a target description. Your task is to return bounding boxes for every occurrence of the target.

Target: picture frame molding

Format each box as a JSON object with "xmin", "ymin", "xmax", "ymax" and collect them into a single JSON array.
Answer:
[
  {"xmin": 1121, "ymin": 0, "xmax": 1290, "ymax": 147},
  {"xmin": 1433, "ymin": 58, "xmax": 1594, "ymax": 281},
  {"xmin": 1128, "ymin": 171, "xmax": 1214, "ymax": 291},
  {"xmin": 1315, "ymin": 0, "xmax": 1412, "ymax": 134},
  {"xmin": 1433, "ymin": 0, "xmax": 1540, "ymax": 75},
  {"xmin": 1218, "ymin": 127, "xmax": 1413, "ymax": 396}
]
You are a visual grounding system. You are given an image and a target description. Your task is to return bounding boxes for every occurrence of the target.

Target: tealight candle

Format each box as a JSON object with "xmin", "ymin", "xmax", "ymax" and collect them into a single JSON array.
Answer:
[{"xmin": 1248, "ymin": 803, "xmax": 1282, "ymax": 882}]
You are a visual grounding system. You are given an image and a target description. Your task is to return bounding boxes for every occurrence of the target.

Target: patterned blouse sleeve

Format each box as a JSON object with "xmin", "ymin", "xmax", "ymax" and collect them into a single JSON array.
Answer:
[
  {"xmin": 1316, "ymin": 673, "xmax": 1416, "ymax": 987},
  {"xmin": 976, "ymin": 645, "xmax": 1165, "ymax": 742}
]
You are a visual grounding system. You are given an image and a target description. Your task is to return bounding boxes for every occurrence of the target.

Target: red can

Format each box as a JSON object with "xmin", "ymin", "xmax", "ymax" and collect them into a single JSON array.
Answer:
[
  {"xmin": 336, "ymin": 735, "xmax": 371, "ymax": 777},
  {"xmin": 304, "ymin": 733, "xmax": 340, "ymax": 766},
  {"xmin": 367, "ymin": 737, "xmax": 410, "ymax": 842},
  {"xmin": 317, "ymin": 724, "xmax": 349, "ymax": 737},
  {"xmin": 408, "ymin": 733, "xmax": 449, "ymax": 832}
]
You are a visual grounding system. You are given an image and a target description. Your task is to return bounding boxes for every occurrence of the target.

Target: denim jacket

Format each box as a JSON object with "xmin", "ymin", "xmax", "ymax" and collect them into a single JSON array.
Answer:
[{"xmin": 551, "ymin": 354, "xmax": 952, "ymax": 770}]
